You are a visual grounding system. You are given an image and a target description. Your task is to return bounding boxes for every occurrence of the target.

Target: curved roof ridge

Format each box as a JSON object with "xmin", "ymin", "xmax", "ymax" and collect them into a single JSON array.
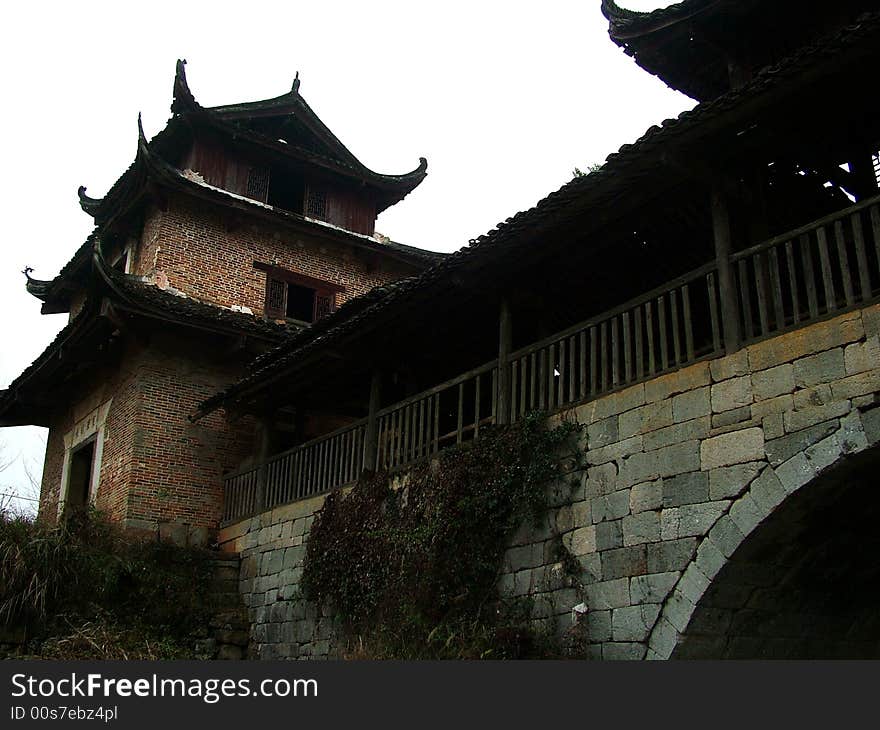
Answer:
[{"xmin": 171, "ymin": 59, "xmax": 427, "ymax": 187}]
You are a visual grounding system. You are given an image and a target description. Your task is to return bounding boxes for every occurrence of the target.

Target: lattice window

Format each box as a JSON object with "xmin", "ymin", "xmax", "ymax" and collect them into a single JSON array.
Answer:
[
  {"xmin": 246, "ymin": 166, "xmax": 270, "ymax": 202},
  {"xmin": 265, "ymin": 277, "xmax": 287, "ymax": 319},
  {"xmin": 314, "ymin": 293, "xmax": 335, "ymax": 320},
  {"xmin": 306, "ymin": 187, "xmax": 327, "ymax": 219}
]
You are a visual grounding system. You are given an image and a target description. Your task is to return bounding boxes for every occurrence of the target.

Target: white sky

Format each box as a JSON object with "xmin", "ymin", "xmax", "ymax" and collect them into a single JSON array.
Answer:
[{"xmin": 0, "ymin": 0, "xmax": 689, "ymax": 514}]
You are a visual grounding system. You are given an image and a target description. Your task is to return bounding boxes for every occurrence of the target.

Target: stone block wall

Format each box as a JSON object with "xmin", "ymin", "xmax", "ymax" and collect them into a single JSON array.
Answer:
[
  {"xmin": 219, "ymin": 304, "xmax": 880, "ymax": 659},
  {"xmin": 218, "ymin": 493, "xmax": 342, "ymax": 659}
]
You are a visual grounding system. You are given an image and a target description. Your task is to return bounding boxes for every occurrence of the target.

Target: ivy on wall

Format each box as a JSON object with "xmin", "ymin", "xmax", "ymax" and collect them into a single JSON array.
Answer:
[{"xmin": 301, "ymin": 413, "xmax": 582, "ymax": 659}]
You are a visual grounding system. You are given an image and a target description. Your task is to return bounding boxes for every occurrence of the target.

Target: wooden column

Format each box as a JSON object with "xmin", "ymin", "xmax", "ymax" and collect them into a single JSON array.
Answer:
[
  {"xmin": 497, "ymin": 298, "xmax": 513, "ymax": 425},
  {"xmin": 711, "ymin": 188, "xmax": 741, "ymax": 354},
  {"xmin": 254, "ymin": 414, "xmax": 272, "ymax": 513},
  {"xmin": 363, "ymin": 370, "xmax": 382, "ymax": 471}
]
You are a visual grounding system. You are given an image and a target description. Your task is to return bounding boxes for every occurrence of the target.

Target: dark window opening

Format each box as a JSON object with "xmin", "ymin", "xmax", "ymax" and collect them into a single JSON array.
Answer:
[
  {"xmin": 267, "ymin": 165, "xmax": 305, "ymax": 211},
  {"xmin": 286, "ymin": 283, "xmax": 317, "ymax": 321},
  {"xmin": 264, "ymin": 271, "xmax": 338, "ymax": 324},
  {"xmin": 112, "ymin": 250, "xmax": 128, "ymax": 273},
  {"xmin": 66, "ymin": 440, "xmax": 95, "ymax": 515},
  {"xmin": 306, "ymin": 187, "xmax": 327, "ymax": 219}
]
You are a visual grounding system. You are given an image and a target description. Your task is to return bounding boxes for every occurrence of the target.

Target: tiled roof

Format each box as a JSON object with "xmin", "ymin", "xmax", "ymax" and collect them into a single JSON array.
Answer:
[{"xmin": 196, "ymin": 9, "xmax": 880, "ymax": 416}]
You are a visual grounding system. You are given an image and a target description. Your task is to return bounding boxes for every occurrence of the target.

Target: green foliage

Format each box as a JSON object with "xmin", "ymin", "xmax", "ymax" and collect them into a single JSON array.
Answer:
[
  {"xmin": 0, "ymin": 510, "xmax": 214, "ymax": 652},
  {"xmin": 571, "ymin": 162, "xmax": 604, "ymax": 178},
  {"xmin": 301, "ymin": 413, "xmax": 581, "ymax": 659}
]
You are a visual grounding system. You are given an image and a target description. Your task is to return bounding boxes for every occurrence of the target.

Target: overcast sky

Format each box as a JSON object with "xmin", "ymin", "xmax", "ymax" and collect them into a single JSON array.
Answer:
[{"xmin": 0, "ymin": 0, "xmax": 689, "ymax": 513}]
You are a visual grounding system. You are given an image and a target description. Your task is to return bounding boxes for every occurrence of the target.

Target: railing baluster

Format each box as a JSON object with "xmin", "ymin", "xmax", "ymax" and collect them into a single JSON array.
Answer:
[
  {"xmin": 871, "ymin": 205, "xmax": 880, "ymax": 279},
  {"xmin": 816, "ymin": 226, "xmax": 837, "ymax": 311},
  {"xmin": 590, "ymin": 327, "xmax": 599, "ymax": 395},
  {"xmin": 670, "ymin": 289, "xmax": 682, "ymax": 365},
  {"xmin": 529, "ymin": 352, "xmax": 537, "ymax": 410},
  {"xmin": 682, "ymin": 284, "xmax": 694, "ymax": 362},
  {"xmin": 568, "ymin": 335, "xmax": 576, "ymax": 403},
  {"xmin": 538, "ymin": 348, "xmax": 547, "ymax": 409},
  {"xmin": 510, "ymin": 360, "xmax": 518, "ymax": 420},
  {"xmin": 852, "ymin": 213, "xmax": 872, "ymax": 302},
  {"xmin": 657, "ymin": 296, "xmax": 668, "ymax": 371},
  {"xmin": 834, "ymin": 219, "xmax": 855, "ymax": 307},
  {"xmin": 784, "ymin": 240, "xmax": 800, "ymax": 324},
  {"xmin": 518, "ymin": 358, "xmax": 527, "ymax": 419},
  {"xmin": 737, "ymin": 259, "xmax": 754, "ymax": 341},
  {"xmin": 547, "ymin": 343, "xmax": 557, "ymax": 409},
  {"xmin": 474, "ymin": 375, "xmax": 481, "ymax": 439},
  {"xmin": 558, "ymin": 339, "xmax": 567, "ymax": 406},
  {"xmin": 456, "ymin": 383, "xmax": 464, "ymax": 445},
  {"xmin": 800, "ymin": 233, "xmax": 819, "ymax": 319},
  {"xmin": 634, "ymin": 307, "xmax": 644, "ymax": 380},
  {"xmin": 645, "ymin": 302, "xmax": 655, "ymax": 374},
  {"xmin": 600, "ymin": 321, "xmax": 609, "ymax": 391},
  {"xmin": 622, "ymin": 312, "xmax": 633, "ymax": 383},
  {"xmin": 579, "ymin": 330, "xmax": 588, "ymax": 399},
  {"xmin": 433, "ymin": 393, "xmax": 440, "ymax": 454},
  {"xmin": 611, "ymin": 317, "xmax": 620, "ymax": 387},
  {"xmin": 768, "ymin": 246, "xmax": 786, "ymax": 331},
  {"xmin": 754, "ymin": 252, "xmax": 770, "ymax": 336}
]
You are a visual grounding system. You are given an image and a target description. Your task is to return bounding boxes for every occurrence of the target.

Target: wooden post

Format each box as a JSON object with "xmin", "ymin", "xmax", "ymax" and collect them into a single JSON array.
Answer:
[
  {"xmin": 497, "ymin": 298, "xmax": 512, "ymax": 425},
  {"xmin": 711, "ymin": 188, "xmax": 741, "ymax": 354},
  {"xmin": 255, "ymin": 415, "xmax": 272, "ymax": 513},
  {"xmin": 363, "ymin": 370, "xmax": 382, "ymax": 471}
]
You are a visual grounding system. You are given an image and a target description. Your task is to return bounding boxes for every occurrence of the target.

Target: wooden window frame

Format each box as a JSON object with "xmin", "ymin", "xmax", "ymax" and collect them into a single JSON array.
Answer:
[{"xmin": 255, "ymin": 261, "xmax": 344, "ymax": 323}]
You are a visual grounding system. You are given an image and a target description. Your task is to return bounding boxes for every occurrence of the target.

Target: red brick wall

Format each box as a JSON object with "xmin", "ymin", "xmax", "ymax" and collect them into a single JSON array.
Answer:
[
  {"xmin": 133, "ymin": 195, "xmax": 421, "ymax": 318},
  {"xmin": 38, "ymin": 332, "xmax": 258, "ymax": 539}
]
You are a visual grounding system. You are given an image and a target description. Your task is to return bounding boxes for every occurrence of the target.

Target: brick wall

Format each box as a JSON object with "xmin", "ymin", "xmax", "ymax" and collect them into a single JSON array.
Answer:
[
  {"xmin": 39, "ymin": 331, "xmax": 259, "ymax": 543},
  {"xmin": 133, "ymin": 195, "xmax": 422, "ymax": 318},
  {"xmin": 218, "ymin": 303, "xmax": 880, "ymax": 659}
]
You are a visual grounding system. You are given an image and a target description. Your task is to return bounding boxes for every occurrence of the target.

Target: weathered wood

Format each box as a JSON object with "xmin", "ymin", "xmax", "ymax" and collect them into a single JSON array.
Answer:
[
  {"xmin": 474, "ymin": 374, "xmax": 481, "ymax": 439},
  {"xmin": 496, "ymin": 298, "xmax": 513, "ymax": 425},
  {"xmin": 670, "ymin": 289, "xmax": 682, "ymax": 365},
  {"xmin": 816, "ymin": 226, "xmax": 837, "ymax": 311},
  {"xmin": 622, "ymin": 312, "xmax": 633, "ymax": 383},
  {"xmin": 589, "ymin": 326, "xmax": 598, "ymax": 395},
  {"xmin": 871, "ymin": 205, "xmax": 880, "ymax": 278},
  {"xmin": 737, "ymin": 259, "xmax": 754, "ymax": 340},
  {"xmin": 784, "ymin": 240, "xmax": 801, "ymax": 323},
  {"xmin": 634, "ymin": 306, "xmax": 644, "ymax": 379},
  {"xmin": 363, "ymin": 370, "xmax": 382, "ymax": 471},
  {"xmin": 645, "ymin": 302, "xmax": 655, "ymax": 374},
  {"xmin": 711, "ymin": 188, "xmax": 741, "ymax": 354},
  {"xmin": 611, "ymin": 317, "xmax": 620, "ymax": 387},
  {"xmin": 456, "ymin": 383, "xmax": 464, "ymax": 445},
  {"xmin": 579, "ymin": 330, "xmax": 588, "ymax": 400},
  {"xmin": 682, "ymin": 284, "xmax": 695, "ymax": 361},
  {"xmin": 834, "ymin": 219, "xmax": 855, "ymax": 307},
  {"xmin": 568, "ymin": 336, "xmax": 576, "ymax": 403},
  {"xmin": 852, "ymin": 212, "xmax": 872, "ymax": 302},
  {"xmin": 657, "ymin": 296, "xmax": 669, "ymax": 370},
  {"xmin": 754, "ymin": 252, "xmax": 770, "ymax": 335},
  {"xmin": 600, "ymin": 321, "xmax": 609, "ymax": 391},
  {"xmin": 800, "ymin": 233, "xmax": 819, "ymax": 319},
  {"xmin": 768, "ymin": 246, "xmax": 786, "ymax": 330}
]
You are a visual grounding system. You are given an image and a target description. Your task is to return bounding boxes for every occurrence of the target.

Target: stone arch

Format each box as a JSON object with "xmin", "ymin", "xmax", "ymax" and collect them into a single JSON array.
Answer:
[{"xmin": 647, "ymin": 437, "xmax": 880, "ymax": 659}]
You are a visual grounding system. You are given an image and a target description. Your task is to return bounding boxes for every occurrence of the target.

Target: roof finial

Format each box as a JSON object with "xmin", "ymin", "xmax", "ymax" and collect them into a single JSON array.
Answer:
[
  {"xmin": 22, "ymin": 266, "xmax": 34, "ymax": 281},
  {"xmin": 292, "ymin": 71, "xmax": 300, "ymax": 93}
]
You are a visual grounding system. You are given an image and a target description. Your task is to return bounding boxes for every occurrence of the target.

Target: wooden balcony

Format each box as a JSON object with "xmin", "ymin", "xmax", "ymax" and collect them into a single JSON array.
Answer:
[{"xmin": 223, "ymin": 194, "xmax": 880, "ymax": 523}]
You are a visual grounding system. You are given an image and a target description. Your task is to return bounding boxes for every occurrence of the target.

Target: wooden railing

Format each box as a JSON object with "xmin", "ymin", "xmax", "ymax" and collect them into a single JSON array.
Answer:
[
  {"xmin": 375, "ymin": 361, "xmax": 498, "ymax": 470},
  {"xmin": 222, "ymin": 197, "xmax": 880, "ymax": 523},
  {"xmin": 222, "ymin": 421, "xmax": 366, "ymax": 521},
  {"xmin": 506, "ymin": 263, "xmax": 723, "ymax": 421},
  {"xmin": 732, "ymin": 195, "xmax": 880, "ymax": 342}
]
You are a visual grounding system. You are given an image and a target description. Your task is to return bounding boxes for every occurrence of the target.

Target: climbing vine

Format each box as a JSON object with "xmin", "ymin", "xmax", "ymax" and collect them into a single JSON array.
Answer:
[{"xmin": 300, "ymin": 413, "xmax": 581, "ymax": 659}]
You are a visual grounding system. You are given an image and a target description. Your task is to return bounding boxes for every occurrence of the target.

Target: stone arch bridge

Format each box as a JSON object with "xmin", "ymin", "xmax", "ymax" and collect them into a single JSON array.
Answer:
[{"xmin": 219, "ymin": 304, "xmax": 880, "ymax": 659}]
